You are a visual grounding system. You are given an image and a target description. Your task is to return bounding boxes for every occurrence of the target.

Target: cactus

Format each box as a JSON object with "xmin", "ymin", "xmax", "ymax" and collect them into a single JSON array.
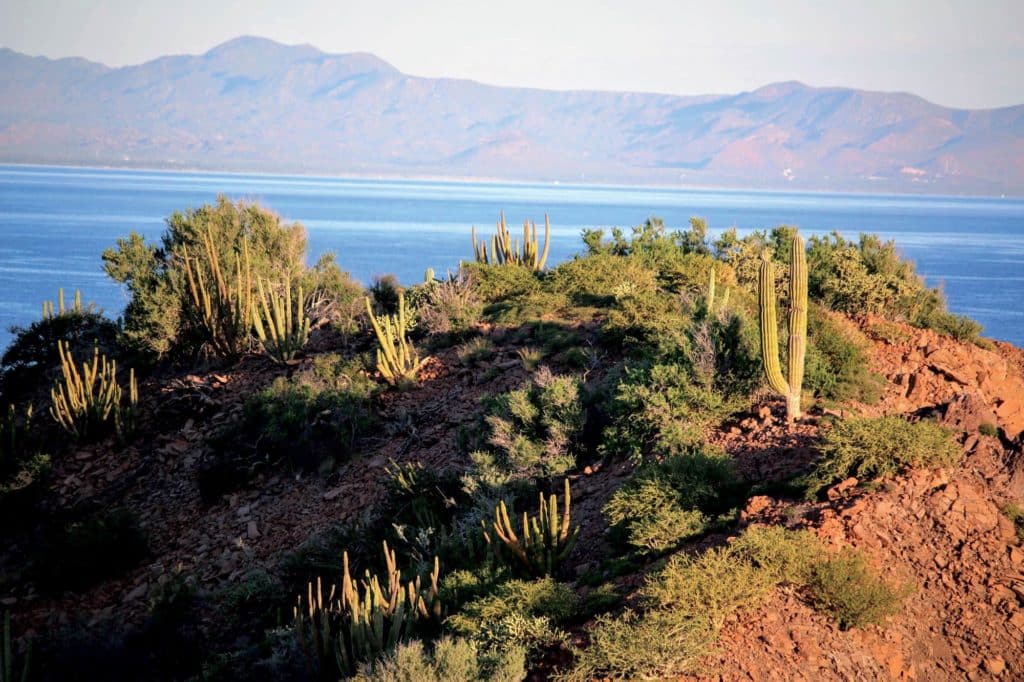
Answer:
[
  {"xmin": 1, "ymin": 612, "xmax": 31, "ymax": 682},
  {"xmin": 471, "ymin": 211, "xmax": 551, "ymax": 271},
  {"xmin": 181, "ymin": 227, "xmax": 253, "ymax": 359},
  {"xmin": 49, "ymin": 341, "xmax": 136, "ymax": 441},
  {"xmin": 365, "ymin": 291, "xmax": 429, "ymax": 386},
  {"xmin": 253, "ymin": 277, "xmax": 310, "ymax": 364},
  {"xmin": 293, "ymin": 541, "xmax": 440, "ymax": 678},
  {"xmin": 484, "ymin": 478, "xmax": 581, "ymax": 577},
  {"xmin": 42, "ymin": 288, "xmax": 84, "ymax": 319},
  {"xmin": 758, "ymin": 233, "xmax": 808, "ymax": 424}
]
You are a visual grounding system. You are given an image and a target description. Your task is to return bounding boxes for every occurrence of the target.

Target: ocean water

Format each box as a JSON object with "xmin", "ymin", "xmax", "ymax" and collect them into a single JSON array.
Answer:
[{"xmin": 1, "ymin": 164, "xmax": 1023, "ymax": 352}]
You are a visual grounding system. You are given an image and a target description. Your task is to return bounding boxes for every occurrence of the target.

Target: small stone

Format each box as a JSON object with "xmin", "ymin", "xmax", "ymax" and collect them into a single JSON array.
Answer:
[
  {"xmin": 983, "ymin": 656, "xmax": 1005, "ymax": 675},
  {"xmin": 247, "ymin": 521, "xmax": 259, "ymax": 539},
  {"xmin": 323, "ymin": 488, "xmax": 343, "ymax": 501},
  {"xmin": 125, "ymin": 582, "xmax": 149, "ymax": 601}
]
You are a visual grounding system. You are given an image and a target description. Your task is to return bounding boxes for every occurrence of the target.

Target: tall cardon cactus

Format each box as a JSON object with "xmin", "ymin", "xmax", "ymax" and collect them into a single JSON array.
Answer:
[
  {"xmin": 471, "ymin": 211, "xmax": 551, "ymax": 271},
  {"xmin": 758, "ymin": 234, "xmax": 807, "ymax": 424}
]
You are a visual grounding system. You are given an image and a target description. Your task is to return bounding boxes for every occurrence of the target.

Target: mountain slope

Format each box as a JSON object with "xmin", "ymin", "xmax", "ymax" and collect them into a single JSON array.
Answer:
[{"xmin": 1, "ymin": 36, "xmax": 1022, "ymax": 194}]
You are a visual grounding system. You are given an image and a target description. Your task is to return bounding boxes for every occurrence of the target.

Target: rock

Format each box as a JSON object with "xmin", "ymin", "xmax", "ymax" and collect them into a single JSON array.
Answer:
[
  {"xmin": 247, "ymin": 520, "xmax": 259, "ymax": 539},
  {"xmin": 125, "ymin": 582, "xmax": 149, "ymax": 601},
  {"xmin": 940, "ymin": 392, "xmax": 997, "ymax": 434},
  {"xmin": 982, "ymin": 656, "xmax": 1006, "ymax": 675},
  {"xmin": 827, "ymin": 477, "xmax": 859, "ymax": 501},
  {"xmin": 323, "ymin": 488, "xmax": 343, "ymax": 501}
]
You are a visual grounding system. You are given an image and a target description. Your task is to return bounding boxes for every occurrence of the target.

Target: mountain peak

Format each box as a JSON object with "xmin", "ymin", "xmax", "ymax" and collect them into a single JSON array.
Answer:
[{"xmin": 203, "ymin": 35, "xmax": 322, "ymax": 61}]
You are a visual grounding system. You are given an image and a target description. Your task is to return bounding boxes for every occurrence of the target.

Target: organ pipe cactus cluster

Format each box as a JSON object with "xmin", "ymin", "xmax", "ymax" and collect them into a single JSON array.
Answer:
[
  {"xmin": 484, "ymin": 478, "xmax": 581, "ymax": 577},
  {"xmin": 253, "ymin": 277, "xmax": 310, "ymax": 364},
  {"xmin": 365, "ymin": 291, "xmax": 429, "ymax": 386},
  {"xmin": 293, "ymin": 541, "xmax": 441, "ymax": 678},
  {"xmin": 41, "ymin": 288, "xmax": 83, "ymax": 319},
  {"xmin": 181, "ymin": 227, "xmax": 253, "ymax": 359},
  {"xmin": 758, "ymin": 234, "xmax": 808, "ymax": 424},
  {"xmin": 471, "ymin": 210, "xmax": 551, "ymax": 270},
  {"xmin": 49, "ymin": 341, "xmax": 137, "ymax": 441}
]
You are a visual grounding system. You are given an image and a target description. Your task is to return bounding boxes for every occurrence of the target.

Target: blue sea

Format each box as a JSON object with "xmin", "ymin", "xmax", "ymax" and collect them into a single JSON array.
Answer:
[{"xmin": 1, "ymin": 164, "xmax": 1023, "ymax": 352}]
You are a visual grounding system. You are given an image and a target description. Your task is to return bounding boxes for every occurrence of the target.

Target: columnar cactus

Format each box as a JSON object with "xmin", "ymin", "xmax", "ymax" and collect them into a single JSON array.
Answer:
[
  {"xmin": 42, "ymin": 288, "xmax": 83, "ymax": 319},
  {"xmin": 758, "ymin": 234, "xmax": 808, "ymax": 424},
  {"xmin": 471, "ymin": 211, "xmax": 551, "ymax": 270},
  {"xmin": 293, "ymin": 541, "xmax": 440, "ymax": 677},
  {"xmin": 365, "ymin": 291, "xmax": 428, "ymax": 386},
  {"xmin": 181, "ymin": 228, "xmax": 253, "ymax": 359},
  {"xmin": 49, "ymin": 341, "xmax": 136, "ymax": 441},
  {"xmin": 484, "ymin": 478, "xmax": 581, "ymax": 577},
  {"xmin": 253, "ymin": 277, "xmax": 310, "ymax": 364}
]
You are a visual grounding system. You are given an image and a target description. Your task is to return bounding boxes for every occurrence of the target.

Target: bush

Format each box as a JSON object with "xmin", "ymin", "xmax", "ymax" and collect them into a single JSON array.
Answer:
[
  {"xmin": 0, "ymin": 404, "xmax": 50, "ymax": 513},
  {"xmin": 102, "ymin": 196, "xmax": 307, "ymax": 360},
  {"xmin": 239, "ymin": 356, "xmax": 375, "ymax": 470},
  {"xmin": 802, "ymin": 416, "xmax": 961, "ymax": 499},
  {"xmin": 1003, "ymin": 503, "xmax": 1024, "ymax": 542},
  {"xmin": 456, "ymin": 337, "xmax": 494, "ymax": 365},
  {"xmin": 462, "ymin": 262, "xmax": 542, "ymax": 302},
  {"xmin": 418, "ymin": 272, "xmax": 483, "ymax": 339},
  {"xmin": 564, "ymin": 527, "xmax": 830, "ymax": 681},
  {"xmin": 804, "ymin": 307, "xmax": 883, "ymax": 403},
  {"xmin": 35, "ymin": 508, "xmax": 148, "ymax": 590},
  {"xmin": 601, "ymin": 289, "xmax": 692, "ymax": 358},
  {"xmin": 301, "ymin": 252, "xmax": 366, "ymax": 337},
  {"xmin": 357, "ymin": 636, "xmax": 526, "ymax": 682},
  {"xmin": 604, "ymin": 446, "xmax": 739, "ymax": 552},
  {"xmin": 602, "ymin": 363, "xmax": 730, "ymax": 462},
  {"xmin": 979, "ymin": 422, "xmax": 999, "ymax": 438},
  {"xmin": 809, "ymin": 548, "xmax": 910, "ymax": 629},
  {"xmin": 467, "ymin": 368, "xmax": 585, "ymax": 493},
  {"xmin": 1, "ymin": 300, "xmax": 119, "ymax": 398},
  {"xmin": 549, "ymin": 254, "xmax": 658, "ymax": 307},
  {"xmin": 447, "ymin": 578, "xmax": 579, "ymax": 658},
  {"xmin": 728, "ymin": 526, "xmax": 824, "ymax": 584}
]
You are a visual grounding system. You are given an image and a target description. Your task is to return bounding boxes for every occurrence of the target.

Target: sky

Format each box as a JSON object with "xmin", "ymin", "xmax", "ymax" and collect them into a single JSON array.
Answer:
[{"xmin": 1, "ymin": 0, "xmax": 1022, "ymax": 110}]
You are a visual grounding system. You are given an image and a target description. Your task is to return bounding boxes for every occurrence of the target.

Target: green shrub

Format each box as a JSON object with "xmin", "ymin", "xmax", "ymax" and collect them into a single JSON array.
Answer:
[
  {"xmin": 484, "ymin": 291, "xmax": 571, "ymax": 326},
  {"xmin": 102, "ymin": 196, "xmax": 307, "ymax": 360},
  {"xmin": 604, "ymin": 447, "xmax": 738, "ymax": 552},
  {"xmin": 728, "ymin": 526, "xmax": 824, "ymax": 584},
  {"xmin": 456, "ymin": 337, "xmax": 494, "ymax": 365},
  {"xmin": 804, "ymin": 307, "xmax": 883, "ymax": 403},
  {"xmin": 803, "ymin": 416, "xmax": 961, "ymax": 499},
  {"xmin": 301, "ymin": 252, "xmax": 366, "ymax": 336},
  {"xmin": 979, "ymin": 422, "xmax": 999, "ymax": 438},
  {"xmin": 0, "ymin": 298, "xmax": 118, "ymax": 398},
  {"xmin": 462, "ymin": 262, "xmax": 542, "ymax": 302},
  {"xmin": 467, "ymin": 368, "xmax": 585, "ymax": 492},
  {"xmin": 601, "ymin": 289, "xmax": 692, "ymax": 358},
  {"xmin": 549, "ymin": 254, "xmax": 658, "ymax": 307},
  {"xmin": 417, "ymin": 272, "xmax": 483, "ymax": 339},
  {"xmin": 357, "ymin": 636, "xmax": 526, "ymax": 682},
  {"xmin": 240, "ymin": 357, "xmax": 374, "ymax": 470},
  {"xmin": 35, "ymin": 509, "xmax": 148, "ymax": 590},
  {"xmin": 0, "ymin": 404, "xmax": 50, "ymax": 512},
  {"xmin": 921, "ymin": 310, "xmax": 983, "ymax": 342},
  {"xmin": 447, "ymin": 577, "xmax": 579, "ymax": 648},
  {"xmin": 866, "ymin": 320, "xmax": 912, "ymax": 345},
  {"xmin": 602, "ymin": 363, "xmax": 730, "ymax": 462},
  {"xmin": 221, "ymin": 570, "xmax": 287, "ymax": 630},
  {"xmin": 809, "ymin": 548, "xmax": 910, "ymax": 629}
]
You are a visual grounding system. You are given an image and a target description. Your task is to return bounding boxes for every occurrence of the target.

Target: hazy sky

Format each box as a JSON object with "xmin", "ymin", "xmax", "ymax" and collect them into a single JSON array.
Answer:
[{"xmin": 2, "ymin": 0, "xmax": 1022, "ymax": 109}]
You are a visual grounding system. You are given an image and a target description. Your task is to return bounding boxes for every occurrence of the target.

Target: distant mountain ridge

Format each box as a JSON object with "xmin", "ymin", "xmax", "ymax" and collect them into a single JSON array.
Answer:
[{"xmin": 1, "ymin": 36, "xmax": 1022, "ymax": 194}]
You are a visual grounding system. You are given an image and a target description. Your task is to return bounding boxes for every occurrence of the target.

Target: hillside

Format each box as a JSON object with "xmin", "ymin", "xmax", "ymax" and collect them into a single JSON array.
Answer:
[
  {"xmin": 2, "ymin": 36, "xmax": 1024, "ymax": 194},
  {"xmin": 1, "ymin": 204, "xmax": 1023, "ymax": 680}
]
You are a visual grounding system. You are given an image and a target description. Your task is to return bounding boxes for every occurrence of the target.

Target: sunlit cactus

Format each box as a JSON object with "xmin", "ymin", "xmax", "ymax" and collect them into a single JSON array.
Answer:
[
  {"xmin": 365, "ymin": 291, "xmax": 429, "ymax": 386},
  {"xmin": 758, "ymin": 234, "xmax": 808, "ymax": 424},
  {"xmin": 253, "ymin": 277, "xmax": 310, "ymax": 364},
  {"xmin": 471, "ymin": 211, "xmax": 551, "ymax": 271},
  {"xmin": 181, "ymin": 227, "xmax": 253, "ymax": 359},
  {"xmin": 484, "ymin": 478, "xmax": 581, "ymax": 577}
]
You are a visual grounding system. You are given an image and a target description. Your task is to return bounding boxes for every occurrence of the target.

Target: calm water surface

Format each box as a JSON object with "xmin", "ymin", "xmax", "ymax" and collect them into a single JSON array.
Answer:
[{"xmin": 1, "ymin": 164, "xmax": 1022, "ymax": 351}]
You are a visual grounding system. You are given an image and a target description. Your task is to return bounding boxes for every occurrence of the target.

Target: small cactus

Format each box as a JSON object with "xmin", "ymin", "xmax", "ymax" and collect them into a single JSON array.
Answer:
[
  {"xmin": 42, "ymin": 288, "xmax": 84, "ymax": 319},
  {"xmin": 758, "ymin": 233, "xmax": 808, "ymax": 424},
  {"xmin": 181, "ymin": 228, "xmax": 253, "ymax": 359},
  {"xmin": 49, "ymin": 341, "xmax": 136, "ymax": 441},
  {"xmin": 293, "ymin": 541, "xmax": 440, "ymax": 677},
  {"xmin": 365, "ymin": 291, "xmax": 429, "ymax": 386},
  {"xmin": 484, "ymin": 478, "xmax": 581, "ymax": 577},
  {"xmin": 471, "ymin": 211, "xmax": 551, "ymax": 271},
  {"xmin": 253, "ymin": 277, "xmax": 310, "ymax": 364}
]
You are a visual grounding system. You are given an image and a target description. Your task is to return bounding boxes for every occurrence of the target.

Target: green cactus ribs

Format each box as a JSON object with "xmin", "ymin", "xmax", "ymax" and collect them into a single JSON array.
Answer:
[
  {"xmin": 757, "ymin": 232, "xmax": 807, "ymax": 424},
  {"xmin": 471, "ymin": 210, "xmax": 552, "ymax": 271},
  {"xmin": 484, "ymin": 478, "xmax": 581, "ymax": 577}
]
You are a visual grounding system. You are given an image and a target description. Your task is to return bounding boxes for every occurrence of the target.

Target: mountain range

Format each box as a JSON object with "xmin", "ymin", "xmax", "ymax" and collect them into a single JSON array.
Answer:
[{"xmin": 1, "ymin": 36, "xmax": 1022, "ymax": 195}]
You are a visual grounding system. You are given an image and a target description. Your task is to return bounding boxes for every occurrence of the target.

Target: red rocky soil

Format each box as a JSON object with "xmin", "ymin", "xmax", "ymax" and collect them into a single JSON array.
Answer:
[
  {"xmin": 684, "ymin": 317, "xmax": 1024, "ymax": 681},
  {"xmin": 6, "ymin": 315, "xmax": 1024, "ymax": 680}
]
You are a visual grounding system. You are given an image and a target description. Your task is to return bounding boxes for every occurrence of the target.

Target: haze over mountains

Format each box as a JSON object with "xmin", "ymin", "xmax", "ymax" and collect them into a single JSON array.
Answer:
[{"xmin": 1, "ymin": 36, "xmax": 1022, "ymax": 195}]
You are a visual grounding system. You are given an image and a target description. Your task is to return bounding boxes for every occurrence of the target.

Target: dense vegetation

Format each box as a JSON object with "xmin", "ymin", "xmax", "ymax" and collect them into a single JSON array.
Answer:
[{"xmin": 0, "ymin": 200, "xmax": 981, "ymax": 680}]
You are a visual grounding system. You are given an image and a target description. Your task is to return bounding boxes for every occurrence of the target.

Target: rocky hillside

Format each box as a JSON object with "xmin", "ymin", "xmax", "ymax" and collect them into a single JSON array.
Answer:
[{"xmin": 1, "ymin": 206, "xmax": 1023, "ymax": 680}]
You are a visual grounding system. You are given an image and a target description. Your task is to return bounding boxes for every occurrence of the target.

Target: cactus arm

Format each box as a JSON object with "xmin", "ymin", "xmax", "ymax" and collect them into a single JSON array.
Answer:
[
  {"xmin": 787, "ymin": 235, "xmax": 807, "ymax": 419},
  {"xmin": 758, "ymin": 250, "xmax": 791, "ymax": 397}
]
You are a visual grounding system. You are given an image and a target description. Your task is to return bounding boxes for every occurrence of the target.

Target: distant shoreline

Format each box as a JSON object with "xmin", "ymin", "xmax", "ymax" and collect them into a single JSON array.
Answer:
[{"xmin": 1, "ymin": 161, "xmax": 1019, "ymax": 202}]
